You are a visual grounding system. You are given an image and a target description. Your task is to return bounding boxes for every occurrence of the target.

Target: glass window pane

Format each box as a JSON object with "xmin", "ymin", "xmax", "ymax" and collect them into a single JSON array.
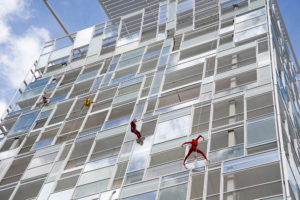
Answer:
[
  {"xmin": 22, "ymin": 163, "xmax": 53, "ymax": 180},
  {"xmin": 154, "ymin": 115, "xmax": 190, "ymax": 144},
  {"xmin": 84, "ymin": 155, "xmax": 117, "ymax": 172},
  {"xmin": 9, "ymin": 110, "xmax": 40, "ymax": 135},
  {"xmin": 247, "ymin": 115, "xmax": 277, "ymax": 147},
  {"xmin": 49, "ymin": 188, "xmax": 74, "ymax": 200},
  {"xmin": 28, "ymin": 152, "xmax": 57, "ymax": 169},
  {"xmin": 161, "ymin": 171, "xmax": 189, "ymax": 188},
  {"xmin": 122, "ymin": 191, "xmax": 156, "ymax": 200},
  {"xmin": 235, "ymin": 8, "xmax": 266, "ymax": 23},
  {"xmin": 223, "ymin": 150, "xmax": 279, "ymax": 173},
  {"xmin": 18, "ymin": 86, "xmax": 44, "ymax": 101},
  {"xmin": 235, "ymin": 24, "xmax": 267, "ymax": 43},
  {"xmin": 120, "ymin": 179, "xmax": 159, "ymax": 198},
  {"xmin": 25, "ymin": 77, "xmax": 51, "ymax": 91},
  {"xmin": 235, "ymin": 15, "xmax": 265, "ymax": 32},
  {"xmin": 78, "ymin": 166, "xmax": 113, "ymax": 185},
  {"xmin": 128, "ymin": 136, "xmax": 152, "ymax": 172},
  {"xmin": 125, "ymin": 170, "xmax": 144, "ymax": 185},
  {"xmin": 72, "ymin": 179, "xmax": 109, "ymax": 199},
  {"xmin": 158, "ymin": 183, "xmax": 188, "ymax": 200}
]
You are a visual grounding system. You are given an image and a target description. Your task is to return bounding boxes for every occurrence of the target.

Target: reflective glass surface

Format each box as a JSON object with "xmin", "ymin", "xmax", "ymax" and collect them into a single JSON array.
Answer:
[
  {"xmin": 38, "ymin": 110, "xmax": 52, "ymax": 120},
  {"xmin": 128, "ymin": 136, "xmax": 153, "ymax": 172},
  {"xmin": 48, "ymin": 188, "xmax": 74, "ymax": 200},
  {"xmin": 144, "ymin": 49, "xmax": 161, "ymax": 60},
  {"xmin": 158, "ymin": 183, "xmax": 188, "ymax": 200},
  {"xmin": 235, "ymin": 24, "xmax": 267, "ymax": 43},
  {"xmin": 103, "ymin": 115, "xmax": 131, "ymax": 130},
  {"xmin": 84, "ymin": 155, "xmax": 117, "ymax": 172},
  {"xmin": 111, "ymin": 73, "xmax": 135, "ymax": 85},
  {"xmin": 177, "ymin": 0, "xmax": 193, "ymax": 13},
  {"xmin": 91, "ymin": 76, "xmax": 103, "ymax": 91},
  {"xmin": 32, "ymin": 137, "xmax": 54, "ymax": 150},
  {"xmin": 159, "ymin": 4, "xmax": 167, "ymax": 25},
  {"xmin": 161, "ymin": 171, "xmax": 189, "ymax": 188},
  {"xmin": 118, "ymin": 141, "xmax": 134, "ymax": 162},
  {"xmin": 120, "ymin": 76, "xmax": 143, "ymax": 88},
  {"xmin": 120, "ymin": 179, "xmax": 159, "ymax": 198},
  {"xmin": 223, "ymin": 150, "xmax": 279, "ymax": 173},
  {"xmin": 9, "ymin": 109, "xmax": 40, "ymax": 134},
  {"xmin": 235, "ymin": 7, "xmax": 266, "ymax": 23},
  {"xmin": 19, "ymin": 86, "xmax": 44, "ymax": 101},
  {"xmin": 209, "ymin": 144, "xmax": 244, "ymax": 163},
  {"xmin": 154, "ymin": 115, "xmax": 190, "ymax": 143},
  {"xmin": 25, "ymin": 77, "xmax": 51, "ymax": 91},
  {"xmin": 149, "ymin": 70, "xmax": 164, "ymax": 95},
  {"xmin": 76, "ymin": 70, "xmax": 98, "ymax": 83},
  {"xmin": 125, "ymin": 170, "xmax": 144, "ymax": 185},
  {"xmin": 72, "ymin": 179, "xmax": 109, "ymax": 199},
  {"xmin": 247, "ymin": 114, "xmax": 277, "ymax": 147},
  {"xmin": 46, "ymin": 82, "xmax": 58, "ymax": 90},
  {"xmin": 50, "ymin": 94, "xmax": 67, "ymax": 104},
  {"xmin": 122, "ymin": 191, "xmax": 156, "ymax": 200},
  {"xmin": 28, "ymin": 152, "xmax": 57, "ymax": 169}
]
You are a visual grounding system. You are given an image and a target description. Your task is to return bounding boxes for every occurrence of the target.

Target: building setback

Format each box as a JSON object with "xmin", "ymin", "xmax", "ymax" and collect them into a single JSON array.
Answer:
[{"xmin": 0, "ymin": 0, "xmax": 299, "ymax": 199}]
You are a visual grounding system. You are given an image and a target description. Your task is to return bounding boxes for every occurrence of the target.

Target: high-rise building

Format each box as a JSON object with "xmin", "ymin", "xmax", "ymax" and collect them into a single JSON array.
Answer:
[{"xmin": 0, "ymin": 0, "xmax": 299, "ymax": 199}]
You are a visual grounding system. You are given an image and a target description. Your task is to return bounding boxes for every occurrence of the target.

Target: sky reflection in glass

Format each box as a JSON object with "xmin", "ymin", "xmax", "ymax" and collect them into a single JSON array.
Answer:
[{"xmin": 154, "ymin": 115, "xmax": 190, "ymax": 144}]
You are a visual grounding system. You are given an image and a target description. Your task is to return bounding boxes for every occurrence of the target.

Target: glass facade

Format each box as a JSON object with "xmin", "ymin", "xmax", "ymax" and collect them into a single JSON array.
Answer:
[{"xmin": 0, "ymin": 0, "xmax": 299, "ymax": 199}]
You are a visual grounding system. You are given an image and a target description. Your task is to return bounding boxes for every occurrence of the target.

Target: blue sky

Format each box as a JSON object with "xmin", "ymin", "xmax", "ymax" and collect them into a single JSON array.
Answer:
[{"xmin": 0, "ymin": 0, "xmax": 299, "ymax": 117}]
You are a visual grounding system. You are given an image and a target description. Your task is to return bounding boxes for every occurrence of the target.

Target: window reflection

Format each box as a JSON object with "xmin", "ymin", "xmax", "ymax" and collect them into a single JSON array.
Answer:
[
  {"xmin": 247, "ymin": 114, "xmax": 277, "ymax": 147},
  {"xmin": 154, "ymin": 115, "xmax": 191, "ymax": 144},
  {"xmin": 122, "ymin": 191, "xmax": 157, "ymax": 200},
  {"xmin": 9, "ymin": 110, "xmax": 40, "ymax": 134},
  {"xmin": 158, "ymin": 183, "xmax": 188, "ymax": 200},
  {"xmin": 235, "ymin": 24, "xmax": 267, "ymax": 43},
  {"xmin": 127, "ymin": 136, "xmax": 153, "ymax": 172}
]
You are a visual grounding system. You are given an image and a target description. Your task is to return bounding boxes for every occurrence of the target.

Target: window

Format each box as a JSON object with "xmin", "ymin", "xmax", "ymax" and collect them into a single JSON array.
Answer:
[
  {"xmin": 122, "ymin": 191, "xmax": 157, "ymax": 200},
  {"xmin": 89, "ymin": 135, "xmax": 122, "ymax": 161},
  {"xmin": 82, "ymin": 111, "xmax": 107, "ymax": 131},
  {"xmin": 84, "ymin": 155, "xmax": 117, "ymax": 172},
  {"xmin": 125, "ymin": 170, "xmax": 144, "ymax": 185},
  {"xmin": 150, "ymin": 147, "xmax": 185, "ymax": 167},
  {"xmin": 128, "ymin": 136, "xmax": 152, "ymax": 172},
  {"xmin": 161, "ymin": 171, "xmax": 189, "ymax": 188},
  {"xmin": 217, "ymin": 48, "xmax": 256, "ymax": 74},
  {"xmin": 190, "ymin": 173, "xmax": 205, "ymax": 199},
  {"xmin": 206, "ymin": 169, "xmax": 220, "ymax": 197},
  {"xmin": 158, "ymin": 183, "xmax": 188, "ymax": 200},
  {"xmin": 12, "ymin": 178, "xmax": 45, "ymax": 200},
  {"xmin": 120, "ymin": 179, "xmax": 159, "ymax": 199},
  {"xmin": 9, "ymin": 109, "xmax": 40, "ymax": 135},
  {"xmin": 158, "ymin": 84, "xmax": 200, "ymax": 109},
  {"xmin": 247, "ymin": 114, "xmax": 277, "ymax": 147},
  {"xmin": 65, "ymin": 139, "xmax": 93, "ymax": 170},
  {"xmin": 54, "ymin": 175, "xmax": 79, "ymax": 192},
  {"xmin": 163, "ymin": 64, "xmax": 204, "ymax": 91},
  {"xmin": 192, "ymin": 105, "xmax": 211, "ymax": 134},
  {"xmin": 78, "ymin": 166, "xmax": 114, "ymax": 185},
  {"xmin": 223, "ymin": 163, "xmax": 282, "ymax": 200},
  {"xmin": 205, "ymin": 57, "xmax": 216, "ymax": 77},
  {"xmin": 112, "ymin": 161, "xmax": 128, "ymax": 189},
  {"xmin": 154, "ymin": 115, "xmax": 191, "ymax": 144},
  {"xmin": 247, "ymin": 92, "xmax": 273, "ymax": 119},
  {"xmin": 180, "ymin": 40, "xmax": 217, "ymax": 61},
  {"xmin": 177, "ymin": 0, "xmax": 193, "ymax": 29},
  {"xmin": 212, "ymin": 96, "xmax": 244, "ymax": 128},
  {"xmin": 48, "ymin": 101, "xmax": 73, "ymax": 125},
  {"xmin": 25, "ymin": 77, "xmax": 51, "ymax": 91}
]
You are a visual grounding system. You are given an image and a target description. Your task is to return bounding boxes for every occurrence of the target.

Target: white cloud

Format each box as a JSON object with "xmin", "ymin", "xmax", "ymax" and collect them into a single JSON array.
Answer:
[{"xmin": 0, "ymin": 0, "xmax": 50, "ymax": 118}]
